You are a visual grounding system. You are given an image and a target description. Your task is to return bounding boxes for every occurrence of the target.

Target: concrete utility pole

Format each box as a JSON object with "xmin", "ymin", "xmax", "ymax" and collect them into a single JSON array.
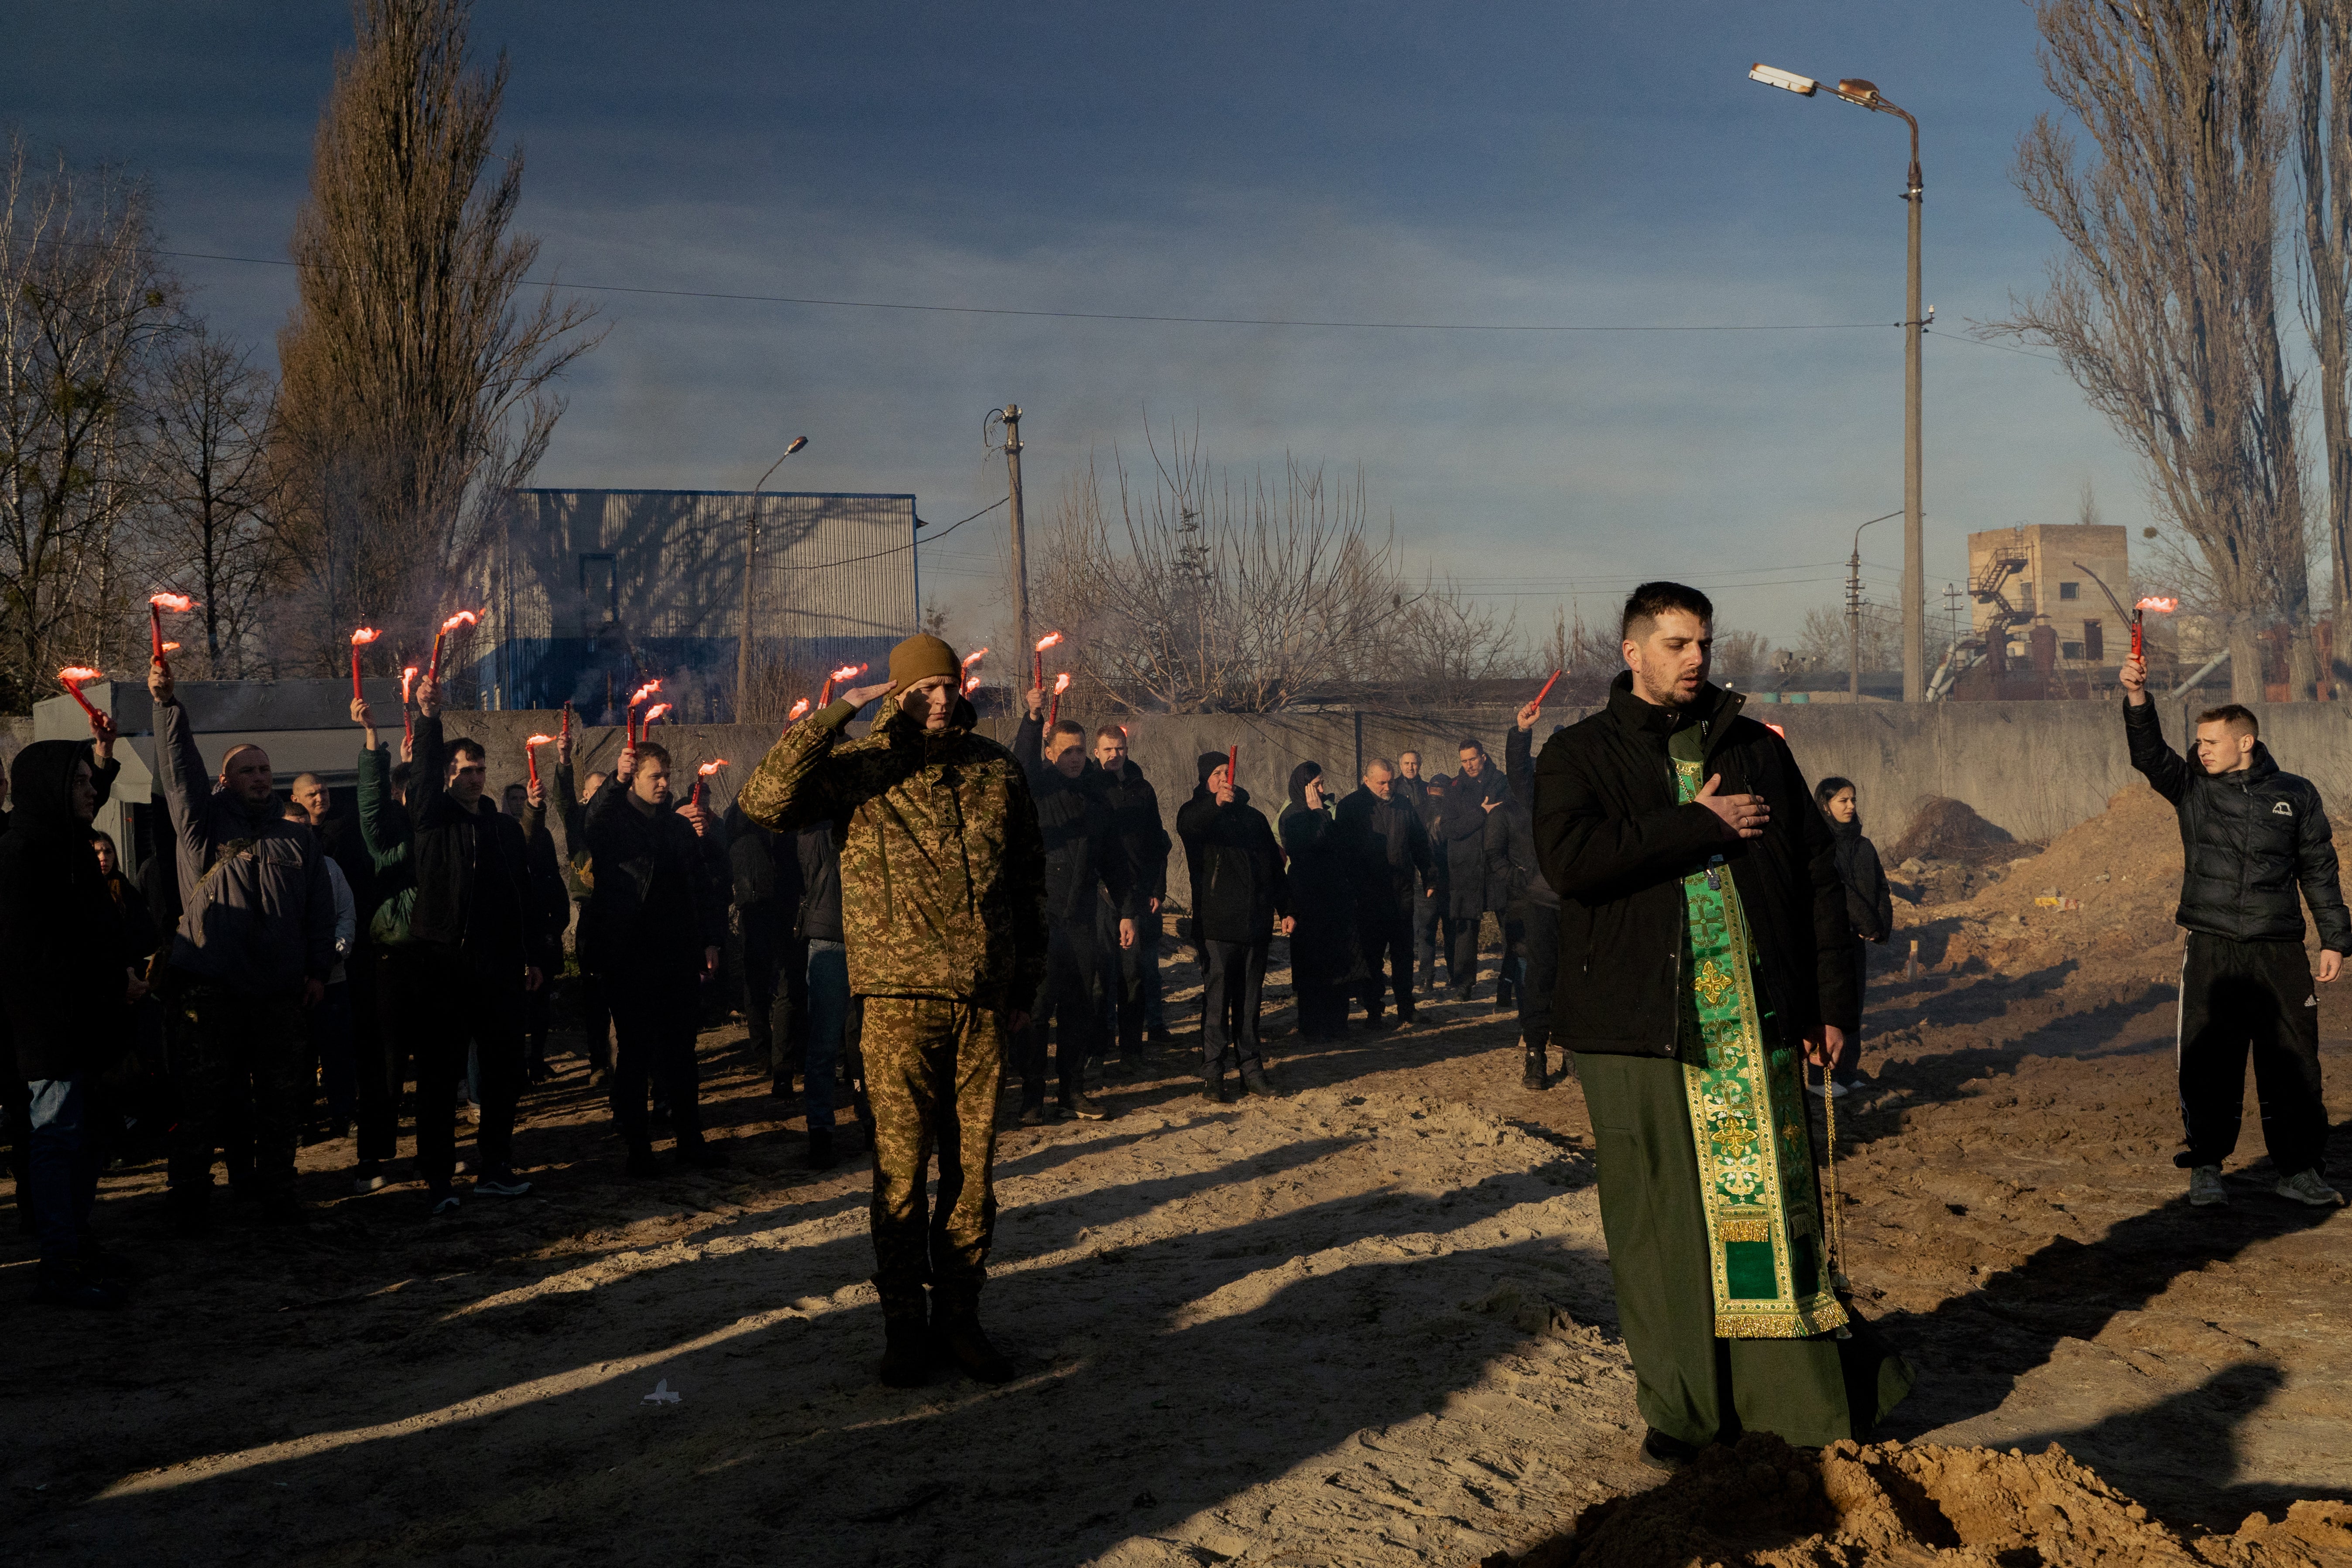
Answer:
[
  {"xmin": 1749, "ymin": 65, "xmax": 1927, "ymax": 700},
  {"xmin": 735, "ymin": 435, "xmax": 809, "ymax": 719},
  {"xmin": 1001, "ymin": 404, "xmax": 1032, "ymax": 664}
]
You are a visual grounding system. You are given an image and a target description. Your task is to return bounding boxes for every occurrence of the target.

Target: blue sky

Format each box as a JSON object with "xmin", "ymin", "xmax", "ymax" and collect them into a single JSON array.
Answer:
[{"xmin": 3, "ymin": 1, "xmax": 2136, "ymax": 648}]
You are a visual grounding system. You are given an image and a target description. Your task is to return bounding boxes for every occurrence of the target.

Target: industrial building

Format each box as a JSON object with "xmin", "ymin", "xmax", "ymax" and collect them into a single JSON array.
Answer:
[{"xmin": 463, "ymin": 488, "xmax": 921, "ymax": 719}]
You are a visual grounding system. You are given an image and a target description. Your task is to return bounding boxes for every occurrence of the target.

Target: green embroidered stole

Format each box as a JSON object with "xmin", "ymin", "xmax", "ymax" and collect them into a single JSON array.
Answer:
[{"xmin": 1669, "ymin": 726, "xmax": 1846, "ymax": 1340}]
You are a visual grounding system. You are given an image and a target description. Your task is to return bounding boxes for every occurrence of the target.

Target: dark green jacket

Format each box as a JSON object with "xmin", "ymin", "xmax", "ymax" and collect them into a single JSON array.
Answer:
[{"xmin": 356, "ymin": 743, "xmax": 417, "ymax": 946}]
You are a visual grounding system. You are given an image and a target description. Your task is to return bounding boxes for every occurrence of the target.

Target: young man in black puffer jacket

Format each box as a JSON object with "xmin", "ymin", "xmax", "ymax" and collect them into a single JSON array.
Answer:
[{"xmin": 2122, "ymin": 656, "xmax": 2351, "ymax": 1210}]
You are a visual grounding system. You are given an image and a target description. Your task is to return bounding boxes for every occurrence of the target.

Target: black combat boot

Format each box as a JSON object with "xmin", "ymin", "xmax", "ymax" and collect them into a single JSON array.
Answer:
[
  {"xmin": 879, "ymin": 1315, "xmax": 932, "ymax": 1388},
  {"xmin": 1240, "ymin": 1061, "xmax": 1276, "ymax": 1098},
  {"xmin": 1522, "ymin": 1045, "xmax": 1548, "ymax": 1091},
  {"xmin": 932, "ymin": 1296, "xmax": 1015, "ymax": 1384},
  {"xmin": 806, "ymin": 1125, "xmax": 837, "ymax": 1170}
]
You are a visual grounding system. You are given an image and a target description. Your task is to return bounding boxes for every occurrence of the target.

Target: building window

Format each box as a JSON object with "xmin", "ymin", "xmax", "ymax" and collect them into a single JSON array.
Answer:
[
  {"xmin": 581, "ymin": 554, "xmax": 617, "ymax": 625},
  {"xmin": 2062, "ymin": 641, "xmax": 2086, "ymax": 661},
  {"xmin": 2019, "ymin": 580, "xmax": 2033, "ymax": 609},
  {"xmin": 2083, "ymin": 620, "xmax": 2104, "ymax": 662},
  {"xmin": 2059, "ymin": 581, "xmax": 2080, "ymax": 600}
]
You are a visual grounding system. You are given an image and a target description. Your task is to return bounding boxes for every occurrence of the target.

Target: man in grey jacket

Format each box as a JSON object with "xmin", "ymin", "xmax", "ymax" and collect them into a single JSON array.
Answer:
[{"xmin": 150, "ymin": 662, "xmax": 336, "ymax": 1226}]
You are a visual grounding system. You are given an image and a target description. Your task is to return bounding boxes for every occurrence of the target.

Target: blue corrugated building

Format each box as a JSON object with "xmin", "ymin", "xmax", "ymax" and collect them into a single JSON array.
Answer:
[{"xmin": 469, "ymin": 488, "xmax": 920, "ymax": 719}]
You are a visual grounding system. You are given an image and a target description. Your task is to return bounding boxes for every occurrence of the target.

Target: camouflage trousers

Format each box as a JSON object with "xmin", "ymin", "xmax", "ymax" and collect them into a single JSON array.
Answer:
[
  {"xmin": 862, "ymin": 995, "xmax": 1008, "ymax": 1321},
  {"xmin": 167, "ymin": 981, "xmax": 309, "ymax": 1201}
]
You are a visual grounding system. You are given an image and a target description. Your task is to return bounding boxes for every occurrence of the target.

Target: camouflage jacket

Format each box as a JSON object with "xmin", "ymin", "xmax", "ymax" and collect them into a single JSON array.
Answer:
[{"xmin": 737, "ymin": 693, "xmax": 1047, "ymax": 1004}]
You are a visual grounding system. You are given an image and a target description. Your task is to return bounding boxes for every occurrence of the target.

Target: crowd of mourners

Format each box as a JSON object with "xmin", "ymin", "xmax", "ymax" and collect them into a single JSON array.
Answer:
[{"xmin": 0, "ymin": 654, "xmax": 1587, "ymax": 1310}]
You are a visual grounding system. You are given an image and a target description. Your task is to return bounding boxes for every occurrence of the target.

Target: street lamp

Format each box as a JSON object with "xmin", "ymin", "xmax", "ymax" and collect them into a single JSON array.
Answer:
[
  {"xmin": 1751, "ymin": 62, "xmax": 1927, "ymax": 703},
  {"xmin": 1845, "ymin": 508, "xmax": 1901, "ymax": 696},
  {"xmin": 736, "ymin": 435, "xmax": 810, "ymax": 716}
]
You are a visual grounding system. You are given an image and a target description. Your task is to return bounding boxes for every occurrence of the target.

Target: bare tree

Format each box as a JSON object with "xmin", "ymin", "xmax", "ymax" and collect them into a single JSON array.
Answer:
[
  {"xmin": 0, "ymin": 136, "xmax": 178, "ymax": 709},
  {"xmin": 1035, "ymin": 428, "xmax": 1413, "ymax": 713},
  {"xmin": 271, "ymin": 0, "xmax": 602, "ymax": 672},
  {"xmin": 1998, "ymin": 0, "xmax": 2310, "ymax": 703},
  {"xmin": 142, "ymin": 325, "xmax": 280, "ymax": 677},
  {"xmin": 2298, "ymin": 0, "xmax": 2352, "ymax": 688},
  {"xmin": 1385, "ymin": 573, "xmax": 1522, "ymax": 705}
]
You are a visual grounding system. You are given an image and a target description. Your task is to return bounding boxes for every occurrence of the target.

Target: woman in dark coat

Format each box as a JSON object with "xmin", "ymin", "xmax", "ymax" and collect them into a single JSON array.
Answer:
[
  {"xmin": 1278, "ymin": 761, "xmax": 1361, "ymax": 1042},
  {"xmin": 0, "ymin": 741, "xmax": 136, "ymax": 1307},
  {"xmin": 1816, "ymin": 775, "xmax": 1893, "ymax": 1095}
]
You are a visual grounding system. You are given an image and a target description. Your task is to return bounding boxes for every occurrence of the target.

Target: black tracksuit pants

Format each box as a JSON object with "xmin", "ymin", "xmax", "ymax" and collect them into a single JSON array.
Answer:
[
  {"xmin": 1200, "ymin": 938, "xmax": 1269, "ymax": 1078},
  {"xmin": 2177, "ymin": 933, "xmax": 2329, "ymax": 1178},
  {"xmin": 610, "ymin": 966, "xmax": 706, "ymax": 1153}
]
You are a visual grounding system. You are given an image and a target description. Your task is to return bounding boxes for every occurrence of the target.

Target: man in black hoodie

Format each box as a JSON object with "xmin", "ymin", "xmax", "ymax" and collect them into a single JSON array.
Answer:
[
  {"xmin": 1535, "ymin": 582, "xmax": 1898, "ymax": 1464},
  {"xmin": 1091, "ymin": 725, "xmax": 1171, "ymax": 1061},
  {"xmin": 1177, "ymin": 752, "xmax": 1292, "ymax": 1100},
  {"xmin": 150, "ymin": 661, "xmax": 337, "ymax": 1227},
  {"xmin": 0, "ymin": 738, "xmax": 138, "ymax": 1306},
  {"xmin": 1013, "ymin": 699, "xmax": 1138, "ymax": 1123},
  {"xmin": 401, "ymin": 680, "xmax": 554, "ymax": 1215},
  {"xmin": 1337, "ymin": 757, "xmax": 1431, "ymax": 1029},
  {"xmin": 582, "ymin": 740, "xmax": 730, "ymax": 1174},
  {"xmin": 2121, "ymin": 656, "xmax": 2351, "ymax": 1209}
]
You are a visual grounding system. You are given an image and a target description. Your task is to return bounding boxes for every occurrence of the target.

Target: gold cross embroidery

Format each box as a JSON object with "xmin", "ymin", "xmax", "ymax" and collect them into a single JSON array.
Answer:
[{"xmin": 1694, "ymin": 960, "xmax": 1735, "ymax": 1008}]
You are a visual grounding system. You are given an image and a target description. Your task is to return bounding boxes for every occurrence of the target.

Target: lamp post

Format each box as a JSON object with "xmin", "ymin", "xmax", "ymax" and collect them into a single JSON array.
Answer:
[
  {"xmin": 735, "ymin": 435, "xmax": 809, "ymax": 717},
  {"xmin": 1751, "ymin": 64, "xmax": 1927, "ymax": 702},
  {"xmin": 1845, "ymin": 508, "xmax": 1902, "ymax": 696}
]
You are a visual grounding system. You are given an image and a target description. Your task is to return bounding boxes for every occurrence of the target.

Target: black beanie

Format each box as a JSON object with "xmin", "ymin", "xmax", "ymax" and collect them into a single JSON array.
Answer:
[{"xmin": 1197, "ymin": 752, "xmax": 1227, "ymax": 786}]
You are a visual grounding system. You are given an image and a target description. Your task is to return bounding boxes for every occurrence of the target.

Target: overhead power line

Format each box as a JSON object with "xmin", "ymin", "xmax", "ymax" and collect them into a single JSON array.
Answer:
[{"xmin": 154, "ymin": 245, "xmax": 1904, "ymax": 335}]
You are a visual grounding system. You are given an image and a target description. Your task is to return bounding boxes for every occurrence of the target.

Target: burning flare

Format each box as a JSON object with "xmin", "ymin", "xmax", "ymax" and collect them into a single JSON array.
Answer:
[
  {"xmin": 962, "ymin": 674, "xmax": 982, "ymax": 695},
  {"xmin": 148, "ymin": 591, "xmax": 196, "ymax": 664},
  {"xmin": 58, "ymin": 666, "xmax": 106, "ymax": 721},
  {"xmin": 641, "ymin": 702, "xmax": 672, "ymax": 728},
  {"xmin": 624, "ymin": 680, "xmax": 664, "ymax": 746},
  {"xmin": 1046, "ymin": 670, "xmax": 1073, "ymax": 729},
  {"xmin": 2134, "ymin": 596, "xmax": 2178, "ymax": 613},
  {"xmin": 161, "ymin": 641, "xmax": 180, "ymax": 653},
  {"xmin": 523, "ymin": 733, "xmax": 556, "ymax": 790},
  {"xmin": 425, "ymin": 608, "xmax": 481, "ymax": 684},
  {"xmin": 1033, "ymin": 632, "xmax": 1063, "ymax": 653},
  {"xmin": 690, "ymin": 757, "xmax": 729, "ymax": 807},
  {"xmin": 818, "ymin": 663, "xmax": 867, "ymax": 707},
  {"xmin": 349, "ymin": 626, "xmax": 384, "ymax": 699},
  {"xmin": 786, "ymin": 698, "xmax": 812, "ymax": 722}
]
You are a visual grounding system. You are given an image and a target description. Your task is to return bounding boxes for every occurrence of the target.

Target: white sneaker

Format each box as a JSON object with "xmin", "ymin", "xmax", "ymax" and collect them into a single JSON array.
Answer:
[
  {"xmin": 2188, "ymin": 1165, "xmax": 2229, "ymax": 1207},
  {"xmin": 2275, "ymin": 1169, "xmax": 2346, "ymax": 1208}
]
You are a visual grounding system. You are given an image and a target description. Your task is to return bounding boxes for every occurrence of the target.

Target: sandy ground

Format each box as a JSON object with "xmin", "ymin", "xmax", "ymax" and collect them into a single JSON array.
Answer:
[{"xmin": 6, "ymin": 791, "xmax": 2352, "ymax": 1565}]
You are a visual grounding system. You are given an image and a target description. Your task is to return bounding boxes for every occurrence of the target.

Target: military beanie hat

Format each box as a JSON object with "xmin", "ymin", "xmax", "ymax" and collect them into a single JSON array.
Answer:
[{"xmin": 887, "ymin": 632, "xmax": 961, "ymax": 695}]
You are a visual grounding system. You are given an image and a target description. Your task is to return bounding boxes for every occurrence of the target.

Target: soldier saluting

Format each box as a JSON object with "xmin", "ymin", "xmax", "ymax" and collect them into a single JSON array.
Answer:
[{"xmin": 739, "ymin": 633, "xmax": 1048, "ymax": 1387}]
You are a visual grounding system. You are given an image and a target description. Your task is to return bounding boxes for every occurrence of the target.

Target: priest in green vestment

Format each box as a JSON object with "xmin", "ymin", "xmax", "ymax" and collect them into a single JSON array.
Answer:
[{"xmin": 1532, "ymin": 581, "xmax": 1913, "ymax": 1469}]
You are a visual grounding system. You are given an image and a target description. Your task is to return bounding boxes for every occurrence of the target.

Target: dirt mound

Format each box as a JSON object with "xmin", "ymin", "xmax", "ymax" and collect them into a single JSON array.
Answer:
[
  {"xmin": 1900, "ymin": 785, "xmax": 2190, "ymax": 979},
  {"xmin": 1889, "ymin": 796, "xmax": 2020, "ymax": 867},
  {"xmin": 1506, "ymin": 1432, "xmax": 2352, "ymax": 1567}
]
